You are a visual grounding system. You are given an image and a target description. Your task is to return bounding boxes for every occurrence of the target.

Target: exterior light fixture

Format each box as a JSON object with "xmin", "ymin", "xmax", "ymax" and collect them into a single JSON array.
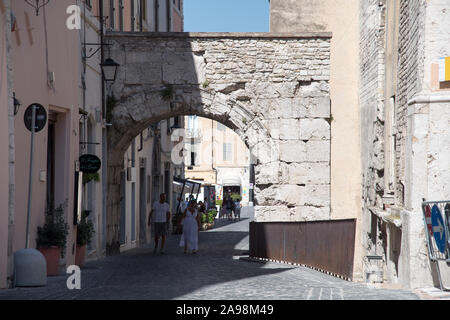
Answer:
[
  {"xmin": 100, "ymin": 58, "xmax": 120, "ymax": 83},
  {"xmin": 24, "ymin": 0, "xmax": 50, "ymax": 16},
  {"xmin": 13, "ymin": 92, "xmax": 21, "ymax": 116}
]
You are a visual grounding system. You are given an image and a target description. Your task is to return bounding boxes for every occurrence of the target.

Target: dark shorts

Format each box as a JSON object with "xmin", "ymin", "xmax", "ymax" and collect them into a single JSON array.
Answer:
[{"xmin": 153, "ymin": 222, "xmax": 167, "ymax": 238}]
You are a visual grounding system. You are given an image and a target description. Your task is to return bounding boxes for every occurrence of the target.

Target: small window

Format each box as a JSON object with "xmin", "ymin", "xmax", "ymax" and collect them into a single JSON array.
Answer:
[
  {"xmin": 223, "ymin": 143, "xmax": 232, "ymax": 161},
  {"xmin": 119, "ymin": 0, "xmax": 124, "ymax": 31},
  {"xmin": 109, "ymin": 0, "xmax": 115, "ymax": 29},
  {"xmin": 141, "ymin": 0, "xmax": 147, "ymax": 21}
]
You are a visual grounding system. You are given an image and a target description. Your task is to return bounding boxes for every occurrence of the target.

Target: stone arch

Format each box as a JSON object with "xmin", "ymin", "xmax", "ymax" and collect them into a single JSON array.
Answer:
[
  {"xmin": 108, "ymin": 85, "xmax": 269, "ymax": 165},
  {"xmin": 104, "ymin": 32, "xmax": 332, "ymax": 254}
]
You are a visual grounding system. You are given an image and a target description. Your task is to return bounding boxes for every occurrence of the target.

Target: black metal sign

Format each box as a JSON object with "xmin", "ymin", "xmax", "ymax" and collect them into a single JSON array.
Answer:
[
  {"xmin": 79, "ymin": 154, "xmax": 101, "ymax": 174},
  {"xmin": 24, "ymin": 103, "xmax": 47, "ymax": 133}
]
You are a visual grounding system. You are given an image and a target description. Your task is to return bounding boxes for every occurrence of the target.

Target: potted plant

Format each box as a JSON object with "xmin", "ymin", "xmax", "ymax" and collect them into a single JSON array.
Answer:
[
  {"xmin": 207, "ymin": 209, "xmax": 217, "ymax": 229},
  {"xmin": 75, "ymin": 210, "xmax": 95, "ymax": 267},
  {"xmin": 201, "ymin": 212, "xmax": 208, "ymax": 231},
  {"xmin": 36, "ymin": 202, "xmax": 69, "ymax": 276}
]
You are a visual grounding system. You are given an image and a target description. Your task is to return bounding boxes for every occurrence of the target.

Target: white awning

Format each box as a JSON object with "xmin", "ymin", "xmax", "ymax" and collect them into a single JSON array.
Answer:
[{"xmin": 221, "ymin": 176, "xmax": 241, "ymax": 186}]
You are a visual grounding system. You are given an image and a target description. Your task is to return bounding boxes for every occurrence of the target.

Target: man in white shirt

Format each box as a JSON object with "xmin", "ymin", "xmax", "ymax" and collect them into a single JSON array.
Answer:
[{"xmin": 148, "ymin": 193, "xmax": 171, "ymax": 254}]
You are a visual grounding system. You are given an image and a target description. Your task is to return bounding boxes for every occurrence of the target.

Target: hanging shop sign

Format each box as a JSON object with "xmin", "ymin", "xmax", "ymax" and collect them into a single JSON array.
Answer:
[{"xmin": 79, "ymin": 154, "xmax": 102, "ymax": 174}]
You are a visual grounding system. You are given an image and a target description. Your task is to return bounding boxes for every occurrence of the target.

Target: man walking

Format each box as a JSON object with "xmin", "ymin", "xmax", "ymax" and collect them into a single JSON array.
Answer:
[{"xmin": 148, "ymin": 193, "xmax": 171, "ymax": 254}]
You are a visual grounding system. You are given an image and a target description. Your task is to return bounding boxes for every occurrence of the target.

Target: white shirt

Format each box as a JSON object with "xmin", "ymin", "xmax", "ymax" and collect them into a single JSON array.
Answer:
[{"xmin": 152, "ymin": 201, "xmax": 170, "ymax": 223}]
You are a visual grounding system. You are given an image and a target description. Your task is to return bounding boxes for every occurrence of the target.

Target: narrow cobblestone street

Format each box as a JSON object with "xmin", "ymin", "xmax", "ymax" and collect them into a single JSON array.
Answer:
[{"xmin": 0, "ymin": 208, "xmax": 424, "ymax": 300}]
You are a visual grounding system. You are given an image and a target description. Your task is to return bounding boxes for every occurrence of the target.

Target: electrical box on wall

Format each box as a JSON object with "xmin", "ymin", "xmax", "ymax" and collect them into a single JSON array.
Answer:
[
  {"xmin": 127, "ymin": 167, "xmax": 137, "ymax": 182},
  {"xmin": 48, "ymin": 72, "xmax": 56, "ymax": 83}
]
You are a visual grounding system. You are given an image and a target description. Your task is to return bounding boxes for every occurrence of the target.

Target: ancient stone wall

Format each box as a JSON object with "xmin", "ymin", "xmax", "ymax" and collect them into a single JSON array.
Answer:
[
  {"xmin": 359, "ymin": 0, "xmax": 386, "ymax": 215},
  {"xmin": 360, "ymin": 0, "xmax": 450, "ymax": 288},
  {"xmin": 104, "ymin": 32, "xmax": 331, "ymax": 251}
]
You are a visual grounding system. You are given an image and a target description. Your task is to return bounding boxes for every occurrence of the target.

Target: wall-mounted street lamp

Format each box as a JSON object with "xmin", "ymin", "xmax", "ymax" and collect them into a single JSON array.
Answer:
[
  {"xmin": 100, "ymin": 58, "xmax": 120, "ymax": 83},
  {"xmin": 13, "ymin": 92, "xmax": 21, "ymax": 116},
  {"xmin": 24, "ymin": 0, "xmax": 50, "ymax": 16}
]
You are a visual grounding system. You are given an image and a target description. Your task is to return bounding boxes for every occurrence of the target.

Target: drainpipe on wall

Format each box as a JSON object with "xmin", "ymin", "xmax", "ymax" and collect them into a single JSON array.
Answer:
[
  {"xmin": 99, "ymin": 0, "xmax": 109, "ymax": 253},
  {"xmin": 211, "ymin": 120, "xmax": 217, "ymax": 184}
]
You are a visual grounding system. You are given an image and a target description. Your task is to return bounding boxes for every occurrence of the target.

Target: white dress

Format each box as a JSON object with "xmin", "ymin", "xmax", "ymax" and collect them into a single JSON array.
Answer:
[{"xmin": 179, "ymin": 209, "xmax": 199, "ymax": 251}]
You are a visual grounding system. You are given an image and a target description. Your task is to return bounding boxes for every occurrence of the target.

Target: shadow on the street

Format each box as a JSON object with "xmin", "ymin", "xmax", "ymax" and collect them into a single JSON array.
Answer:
[{"xmin": 0, "ymin": 220, "xmax": 294, "ymax": 300}]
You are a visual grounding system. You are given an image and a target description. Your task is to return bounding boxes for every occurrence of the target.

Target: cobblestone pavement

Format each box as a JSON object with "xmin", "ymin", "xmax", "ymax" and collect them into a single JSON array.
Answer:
[{"xmin": 0, "ymin": 207, "xmax": 426, "ymax": 300}]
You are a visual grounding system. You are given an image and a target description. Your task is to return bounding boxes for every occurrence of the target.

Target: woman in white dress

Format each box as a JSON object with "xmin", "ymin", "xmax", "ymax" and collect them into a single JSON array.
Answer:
[{"xmin": 179, "ymin": 200, "xmax": 201, "ymax": 254}]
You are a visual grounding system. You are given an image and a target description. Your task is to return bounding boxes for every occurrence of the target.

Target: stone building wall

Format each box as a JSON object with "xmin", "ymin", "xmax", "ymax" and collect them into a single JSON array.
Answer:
[
  {"xmin": 269, "ymin": 0, "xmax": 363, "ymax": 280},
  {"xmin": 105, "ymin": 33, "xmax": 332, "ymax": 250},
  {"xmin": 396, "ymin": 0, "xmax": 427, "ymax": 207},
  {"xmin": 360, "ymin": 0, "xmax": 450, "ymax": 288},
  {"xmin": 360, "ymin": 0, "xmax": 386, "ymax": 215}
]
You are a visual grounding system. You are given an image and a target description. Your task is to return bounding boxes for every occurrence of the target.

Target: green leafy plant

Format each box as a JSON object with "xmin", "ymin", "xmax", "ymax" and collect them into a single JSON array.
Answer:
[
  {"xmin": 231, "ymin": 194, "xmax": 242, "ymax": 202},
  {"xmin": 106, "ymin": 94, "xmax": 118, "ymax": 123},
  {"xmin": 202, "ymin": 80, "xmax": 210, "ymax": 88},
  {"xmin": 36, "ymin": 201, "xmax": 69, "ymax": 258},
  {"xmin": 77, "ymin": 210, "xmax": 95, "ymax": 246},
  {"xmin": 82, "ymin": 172, "xmax": 100, "ymax": 185},
  {"xmin": 207, "ymin": 210, "xmax": 217, "ymax": 223}
]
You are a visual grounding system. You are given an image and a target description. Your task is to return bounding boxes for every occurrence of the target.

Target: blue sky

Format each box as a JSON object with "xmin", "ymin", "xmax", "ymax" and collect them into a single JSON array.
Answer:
[{"xmin": 184, "ymin": 0, "xmax": 270, "ymax": 32}]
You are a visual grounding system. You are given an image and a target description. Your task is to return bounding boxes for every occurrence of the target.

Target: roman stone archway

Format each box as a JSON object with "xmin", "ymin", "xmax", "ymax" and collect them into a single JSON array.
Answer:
[{"xmin": 104, "ymin": 32, "xmax": 332, "ymax": 254}]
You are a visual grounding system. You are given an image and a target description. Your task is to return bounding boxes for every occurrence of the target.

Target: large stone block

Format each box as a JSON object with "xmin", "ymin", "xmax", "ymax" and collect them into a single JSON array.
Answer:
[
  {"xmin": 254, "ymin": 205, "xmax": 294, "ymax": 222},
  {"xmin": 299, "ymin": 119, "xmax": 330, "ymax": 140},
  {"xmin": 162, "ymin": 52, "xmax": 202, "ymax": 84},
  {"xmin": 279, "ymin": 140, "xmax": 307, "ymax": 163},
  {"xmin": 282, "ymin": 162, "xmax": 330, "ymax": 184},
  {"xmin": 306, "ymin": 140, "xmax": 330, "ymax": 162},
  {"xmin": 255, "ymin": 162, "xmax": 280, "ymax": 184},
  {"xmin": 263, "ymin": 119, "xmax": 300, "ymax": 140},
  {"xmin": 251, "ymin": 140, "xmax": 280, "ymax": 164},
  {"xmin": 290, "ymin": 206, "xmax": 331, "ymax": 221},
  {"xmin": 304, "ymin": 184, "xmax": 330, "ymax": 207},
  {"xmin": 253, "ymin": 98, "xmax": 308, "ymax": 120},
  {"xmin": 255, "ymin": 184, "xmax": 306, "ymax": 206},
  {"xmin": 308, "ymin": 95, "xmax": 331, "ymax": 118}
]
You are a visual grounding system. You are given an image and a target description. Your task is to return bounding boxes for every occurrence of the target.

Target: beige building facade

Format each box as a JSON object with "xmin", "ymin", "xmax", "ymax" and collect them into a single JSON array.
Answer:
[
  {"xmin": 184, "ymin": 116, "xmax": 251, "ymax": 204},
  {"xmin": 270, "ymin": 0, "xmax": 363, "ymax": 281}
]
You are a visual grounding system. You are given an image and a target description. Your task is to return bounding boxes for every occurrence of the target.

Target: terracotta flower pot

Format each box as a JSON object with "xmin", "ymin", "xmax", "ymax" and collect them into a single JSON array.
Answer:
[
  {"xmin": 75, "ymin": 245, "xmax": 87, "ymax": 267},
  {"xmin": 38, "ymin": 247, "xmax": 61, "ymax": 276}
]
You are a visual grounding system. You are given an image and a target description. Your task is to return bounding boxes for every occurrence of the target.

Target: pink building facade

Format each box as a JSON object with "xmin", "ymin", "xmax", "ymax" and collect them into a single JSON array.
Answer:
[
  {"xmin": 10, "ymin": 0, "xmax": 82, "ymax": 282},
  {"xmin": 0, "ymin": 0, "xmax": 184, "ymax": 288},
  {"xmin": 0, "ymin": 0, "xmax": 13, "ymax": 289}
]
